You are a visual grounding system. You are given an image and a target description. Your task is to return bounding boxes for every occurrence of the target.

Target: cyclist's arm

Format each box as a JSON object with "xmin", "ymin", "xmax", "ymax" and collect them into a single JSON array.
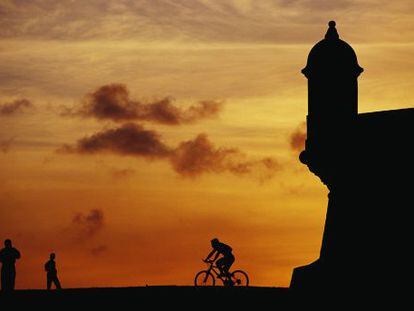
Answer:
[
  {"xmin": 205, "ymin": 249, "xmax": 216, "ymax": 261},
  {"xmin": 212, "ymin": 252, "xmax": 220, "ymax": 261}
]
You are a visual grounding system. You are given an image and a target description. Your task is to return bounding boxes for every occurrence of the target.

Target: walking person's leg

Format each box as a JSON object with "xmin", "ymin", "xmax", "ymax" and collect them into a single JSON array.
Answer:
[
  {"xmin": 53, "ymin": 275, "xmax": 62, "ymax": 290},
  {"xmin": 1, "ymin": 268, "xmax": 5, "ymax": 291},
  {"xmin": 2, "ymin": 267, "xmax": 14, "ymax": 292},
  {"xmin": 10, "ymin": 267, "xmax": 16, "ymax": 291},
  {"xmin": 47, "ymin": 274, "xmax": 52, "ymax": 290}
]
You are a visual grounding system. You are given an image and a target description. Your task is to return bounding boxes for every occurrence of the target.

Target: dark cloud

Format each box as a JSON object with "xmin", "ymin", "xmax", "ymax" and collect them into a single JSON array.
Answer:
[
  {"xmin": 72, "ymin": 209, "xmax": 104, "ymax": 239},
  {"xmin": 171, "ymin": 134, "xmax": 281, "ymax": 178},
  {"xmin": 68, "ymin": 83, "xmax": 222, "ymax": 124},
  {"xmin": 290, "ymin": 122, "xmax": 307, "ymax": 152},
  {"xmin": 59, "ymin": 123, "xmax": 172, "ymax": 159},
  {"xmin": 170, "ymin": 134, "xmax": 238, "ymax": 177},
  {"xmin": 0, "ymin": 99, "xmax": 32, "ymax": 116},
  {"xmin": 60, "ymin": 124, "xmax": 281, "ymax": 179}
]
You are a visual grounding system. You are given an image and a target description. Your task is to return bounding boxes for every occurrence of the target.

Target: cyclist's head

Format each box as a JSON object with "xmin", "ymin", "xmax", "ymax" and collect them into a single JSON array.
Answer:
[
  {"xmin": 50, "ymin": 253, "xmax": 56, "ymax": 260},
  {"xmin": 211, "ymin": 238, "xmax": 219, "ymax": 247}
]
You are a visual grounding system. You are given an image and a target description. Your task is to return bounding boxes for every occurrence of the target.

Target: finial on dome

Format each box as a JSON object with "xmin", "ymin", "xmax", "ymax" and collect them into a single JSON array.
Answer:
[{"xmin": 325, "ymin": 20, "xmax": 339, "ymax": 40}]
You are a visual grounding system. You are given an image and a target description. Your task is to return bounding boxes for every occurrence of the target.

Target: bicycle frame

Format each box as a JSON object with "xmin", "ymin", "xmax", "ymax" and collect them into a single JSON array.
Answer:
[
  {"xmin": 195, "ymin": 259, "xmax": 249, "ymax": 287},
  {"xmin": 204, "ymin": 261, "xmax": 229, "ymax": 284}
]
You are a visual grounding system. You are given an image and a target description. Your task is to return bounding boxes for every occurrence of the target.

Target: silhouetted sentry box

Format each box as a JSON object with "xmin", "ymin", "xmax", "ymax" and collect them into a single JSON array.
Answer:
[{"xmin": 291, "ymin": 21, "xmax": 414, "ymax": 293}]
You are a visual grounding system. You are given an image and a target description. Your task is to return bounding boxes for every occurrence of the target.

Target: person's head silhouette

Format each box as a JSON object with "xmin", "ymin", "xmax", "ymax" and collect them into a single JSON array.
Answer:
[
  {"xmin": 4, "ymin": 239, "xmax": 12, "ymax": 248},
  {"xmin": 211, "ymin": 238, "xmax": 219, "ymax": 248},
  {"xmin": 50, "ymin": 253, "xmax": 56, "ymax": 260}
]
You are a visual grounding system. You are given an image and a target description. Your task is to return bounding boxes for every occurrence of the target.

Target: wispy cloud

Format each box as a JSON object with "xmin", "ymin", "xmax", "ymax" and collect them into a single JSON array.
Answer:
[
  {"xmin": 72, "ymin": 209, "xmax": 104, "ymax": 239},
  {"xmin": 90, "ymin": 245, "xmax": 108, "ymax": 256},
  {"xmin": 0, "ymin": 98, "xmax": 33, "ymax": 116},
  {"xmin": 290, "ymin": 122, "xmax": 306, "ymax": 152},
  {"xmin": 0, "ymin": 137, "xmax": 16, "ymax": 153},
  {"xmin": 111, "ymin": 168, "xmax": 136, "ymax": 179},
  {"xmin": 1, "ymin": 0, "xmax": 413, "ymax": 43}
]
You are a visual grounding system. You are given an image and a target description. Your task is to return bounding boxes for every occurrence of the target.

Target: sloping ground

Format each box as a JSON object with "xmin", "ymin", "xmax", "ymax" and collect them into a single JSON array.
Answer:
[{"xmin": 0, "ymin": 286, "xmax": 290, "ymax": 308}]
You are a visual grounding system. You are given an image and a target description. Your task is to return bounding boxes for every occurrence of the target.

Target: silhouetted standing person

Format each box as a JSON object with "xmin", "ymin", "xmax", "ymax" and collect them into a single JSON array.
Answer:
[
  {"xmin": 0, "ymin": 239, "xmax": 21, "ymax": 292},
  {"xmin": 44, "ymin": 253, "xmax": 62, "ymax": 290}
]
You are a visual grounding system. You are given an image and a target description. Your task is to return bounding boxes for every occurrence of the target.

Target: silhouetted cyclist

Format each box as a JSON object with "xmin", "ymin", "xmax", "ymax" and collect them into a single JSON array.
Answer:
[
  {"xmin": 0, "ymin": 239, "xmax": 21, "ymax": 292},
  {"xmin": 44, "ymin": 253, "xmax": 62, "ymax": 290},
  {"xmin": 204, "ymin": 238, "xmax": 235, "ymax": 282}
]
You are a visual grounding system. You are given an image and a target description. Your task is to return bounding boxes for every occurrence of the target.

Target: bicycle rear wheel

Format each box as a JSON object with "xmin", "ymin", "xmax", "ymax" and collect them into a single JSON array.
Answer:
[
  {"xmin": 230, "ymin": 270, "xmax": 249, "ymax": 287},
  {"xmin": 194, "ymin": 270, "xmax": 216, "ymax": 287}
]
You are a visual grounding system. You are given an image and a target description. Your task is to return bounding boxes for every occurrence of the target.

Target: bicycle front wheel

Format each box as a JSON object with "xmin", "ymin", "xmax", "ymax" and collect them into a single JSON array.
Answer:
[
  {"xmin": 230, "ymin": 270, "xmax": 249, "ymax": 287},
  {"xmin": 194, "ymin": 270, "xmax": 216, "ymax": 287}
]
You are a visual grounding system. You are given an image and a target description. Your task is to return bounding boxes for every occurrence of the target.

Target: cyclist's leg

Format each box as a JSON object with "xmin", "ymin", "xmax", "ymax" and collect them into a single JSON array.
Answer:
[
  {"xmin": 216, "ymin": 257, "xmax": 226, "ymax": 276},
  {"xmin": 218, "ymin": 256, "xmax": 235, "ymax": 286},
  {"xmin": 224, "ymin": 255, "xmax": 235, "ymax": 277},
  {"xmin": 226, "ymin": 255, "xmax": 235, "ymax": 273}
]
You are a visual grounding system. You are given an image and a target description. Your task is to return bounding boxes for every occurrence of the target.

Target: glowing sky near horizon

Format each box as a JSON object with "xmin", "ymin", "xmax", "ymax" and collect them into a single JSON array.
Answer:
[{"xmin": 1, "ymin": 0, "xmax": 414, "ymax": 288}]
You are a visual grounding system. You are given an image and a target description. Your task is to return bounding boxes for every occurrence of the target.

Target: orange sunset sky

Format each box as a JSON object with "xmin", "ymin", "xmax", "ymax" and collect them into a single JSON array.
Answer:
[{"xmin": 1, "ymin": 0, "xmax": 414, "ymax": 289}]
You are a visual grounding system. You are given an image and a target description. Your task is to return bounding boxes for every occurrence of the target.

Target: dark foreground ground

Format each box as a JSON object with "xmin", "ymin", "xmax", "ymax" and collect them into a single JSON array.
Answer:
[
  {"xmin": 1, "ymin": 286, "xmax": 402, "ymax": 308},
  {"xmin": 0, "ymin": 286, "xmax": 292, "ymax": 308}
]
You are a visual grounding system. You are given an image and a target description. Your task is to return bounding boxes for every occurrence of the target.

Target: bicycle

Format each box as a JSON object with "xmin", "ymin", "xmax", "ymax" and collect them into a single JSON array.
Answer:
[{"xmin": 194, "ymin": 259, "xmax": 249, "ymax": 287}]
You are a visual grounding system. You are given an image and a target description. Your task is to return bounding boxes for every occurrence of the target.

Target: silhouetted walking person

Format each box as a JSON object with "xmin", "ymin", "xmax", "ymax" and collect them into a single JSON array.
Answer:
[
  {"xmin": 44, "ymin": 253, "xmax": 62, "ymax": 290},
  {"xmin": 204, "ymin": 238, "xmax": 235, "ymax": 283},
  {"xmin": 0, "ymin": 239, "xmax": 21, "ymax": 292}
]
